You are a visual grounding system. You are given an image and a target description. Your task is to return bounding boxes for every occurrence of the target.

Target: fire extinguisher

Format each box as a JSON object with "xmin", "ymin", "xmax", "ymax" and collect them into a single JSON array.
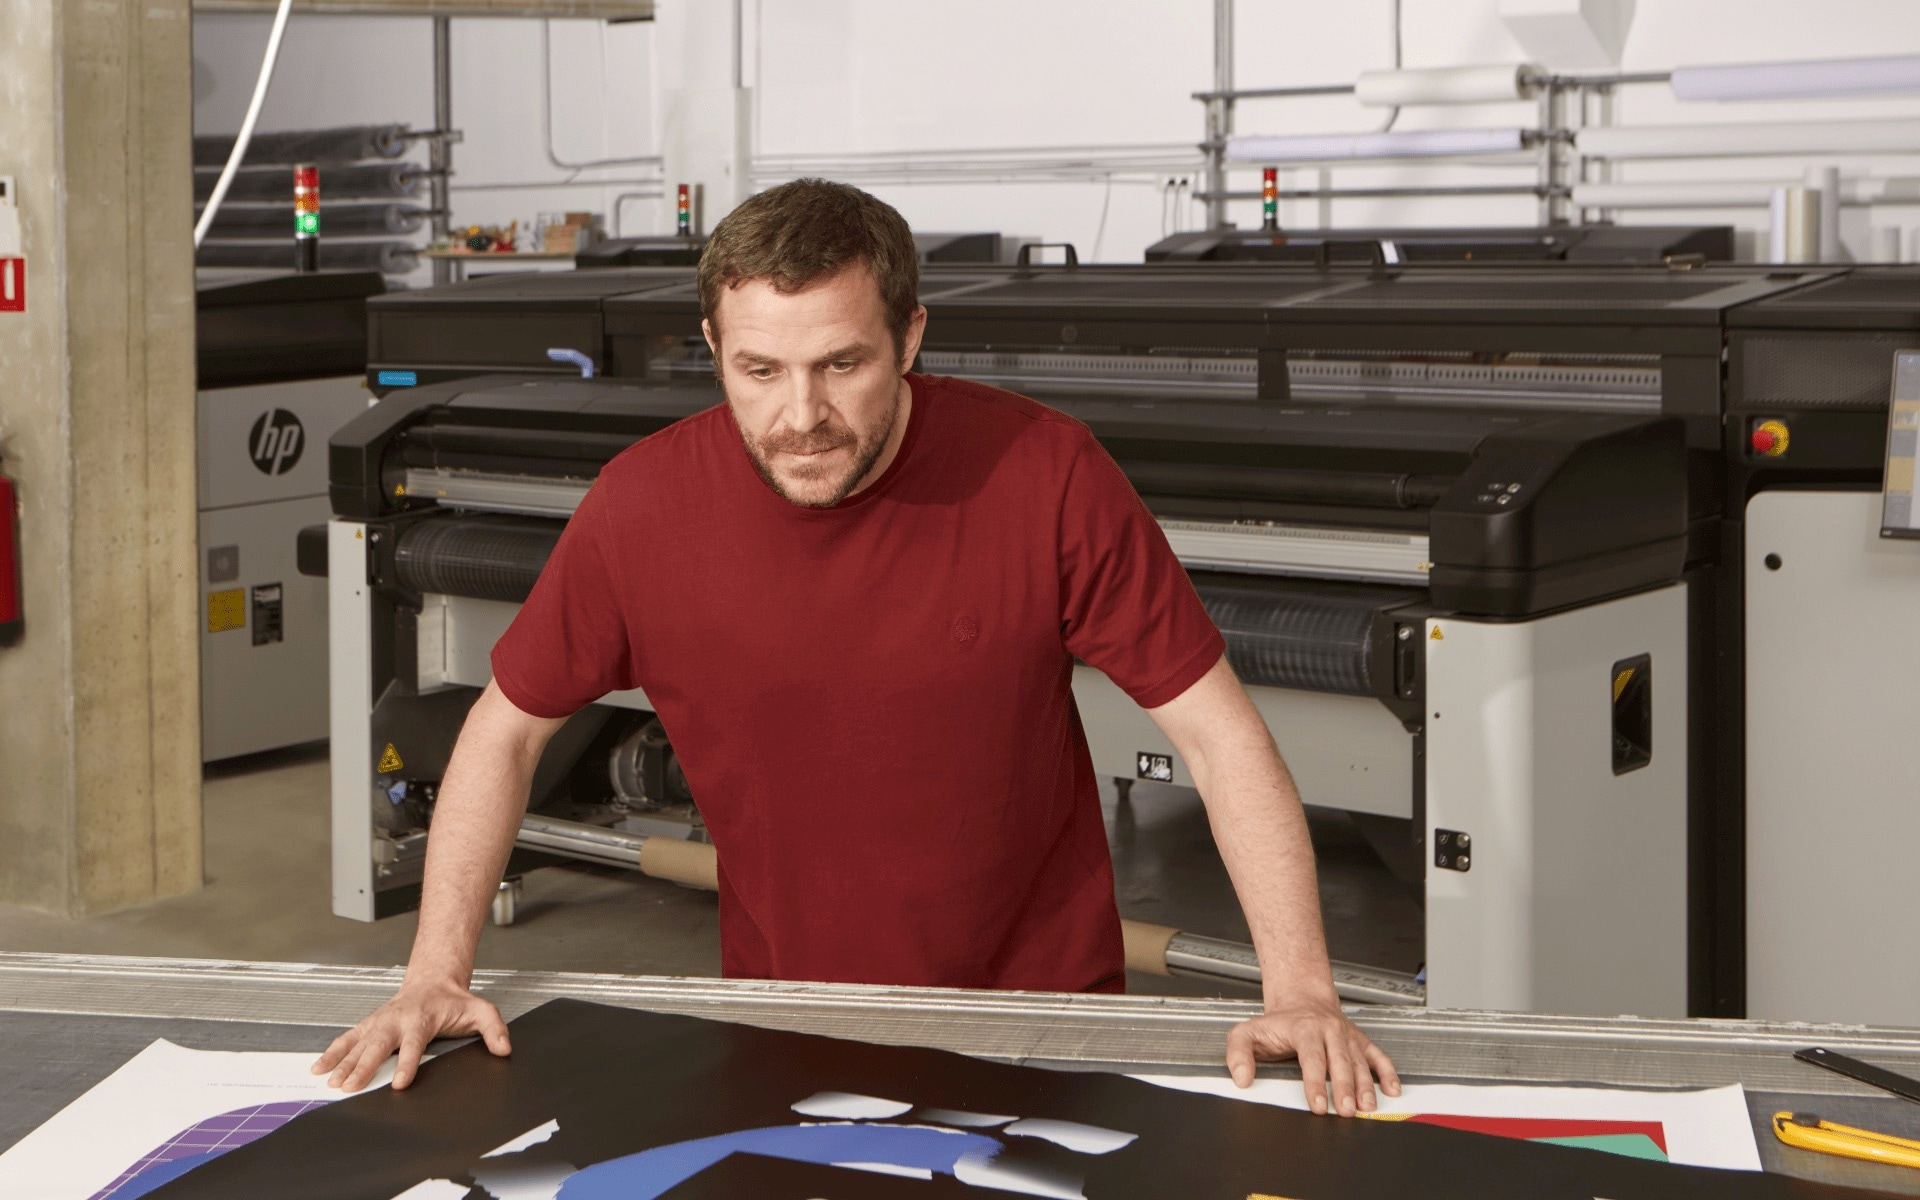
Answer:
[{"xmin": 0, "ymin": 468, "xmax": 20, "ymax": 645}]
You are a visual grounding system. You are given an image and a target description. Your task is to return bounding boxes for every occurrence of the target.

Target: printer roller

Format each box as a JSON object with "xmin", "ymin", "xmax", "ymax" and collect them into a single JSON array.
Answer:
[
  {"xmin": 1194, "ymin": 573, "xmax": 1421, "ymax": 696},
  {"xmin": 392, "ymin": 516, "xmax": 566, "ymax": 603},
  {"xmin": 393, "ymin": 517, "xmax": 1418, "ymax": 698}
]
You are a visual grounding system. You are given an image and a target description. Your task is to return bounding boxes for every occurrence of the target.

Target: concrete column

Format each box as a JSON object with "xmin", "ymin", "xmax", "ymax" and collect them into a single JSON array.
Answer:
[{"xmin": 0, "ymin": 0, "xmax": 202, "ymax": 913}]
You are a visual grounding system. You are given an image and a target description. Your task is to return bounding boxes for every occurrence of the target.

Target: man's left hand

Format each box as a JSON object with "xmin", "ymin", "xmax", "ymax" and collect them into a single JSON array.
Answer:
[{"xmin": 1225, "ymin": 1004, "xmax": 1402, "ymax": 1117}]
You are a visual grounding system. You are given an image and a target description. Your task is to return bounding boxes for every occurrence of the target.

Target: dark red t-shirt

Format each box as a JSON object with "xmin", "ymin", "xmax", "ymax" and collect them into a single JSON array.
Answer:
[{"xmin": 490, "ymin": 373, "xmax": 1224, "ymax": 992}]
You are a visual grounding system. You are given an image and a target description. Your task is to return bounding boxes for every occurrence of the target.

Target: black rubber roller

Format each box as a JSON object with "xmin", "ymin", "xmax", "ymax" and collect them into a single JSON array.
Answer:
[
  {"xmin": 1193, "ymin": 574, "xmax": 1421, "ymax": 696},
  {"xmin": 392, "ymin": 516, "xmax": 564, "ymax": 603}
]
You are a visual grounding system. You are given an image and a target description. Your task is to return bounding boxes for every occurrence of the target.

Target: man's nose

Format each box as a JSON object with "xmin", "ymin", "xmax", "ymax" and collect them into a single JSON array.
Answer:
[{"xmin": 779, "ymin": 369, "xmax": 832, "ymax": 433}]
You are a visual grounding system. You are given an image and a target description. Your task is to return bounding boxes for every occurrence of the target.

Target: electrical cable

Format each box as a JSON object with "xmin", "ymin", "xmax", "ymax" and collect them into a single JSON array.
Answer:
[
  {"xmin": 193, "ymin": 0, "xmax": 295, "ymax": 249},
  {"xmin": 542, "ymin": 20, "xmax": 661, "ymax": 172},
  {"xmin": 1377, "ymin": 0, "xmax": 1403, "ymax": 133},
  {"xmin": 1090, "ymin": 172, "xmax": 1114, "ymax": 261}
]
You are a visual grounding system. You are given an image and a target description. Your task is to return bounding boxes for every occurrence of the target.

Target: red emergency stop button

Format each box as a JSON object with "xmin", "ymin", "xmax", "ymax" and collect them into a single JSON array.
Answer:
[{"xmin": 1751, "ymin": 419, "xmax": 1790, "ymax": 457}]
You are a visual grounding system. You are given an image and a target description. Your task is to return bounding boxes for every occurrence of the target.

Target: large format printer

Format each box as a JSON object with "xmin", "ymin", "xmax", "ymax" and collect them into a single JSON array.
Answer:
[
  {"xmin": 1721, "ymin": 269, "xmax": 1920, "ymax": 1028},
  {"xmin": 196, "ymin": 269, "xmax": 382, "ymax": 761},
  {"xmin": 1145, "ymin": 225, "xmax": 1734, "ymax": 265},
  {"xmin": 323, "ymin": 371, "xmax": 1690, "ymax": 1018},
  {"xmin": 339, "ymin": 259, "xmax": 1910, "ymax": 1021}
]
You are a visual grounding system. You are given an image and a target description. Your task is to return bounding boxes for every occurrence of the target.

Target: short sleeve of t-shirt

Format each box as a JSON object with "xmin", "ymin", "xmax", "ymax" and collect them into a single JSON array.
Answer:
[
  {"xmin": 490, "ymin": 479, "xmax": 637, "ymax": 718},
  {"xmin": 1058, "ymin": 433, "xmax": 1225, "ymax": 709}
]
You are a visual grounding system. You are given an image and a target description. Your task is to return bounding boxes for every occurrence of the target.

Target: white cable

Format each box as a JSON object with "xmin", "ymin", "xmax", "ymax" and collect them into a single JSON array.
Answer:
[
  {"xmin": 542, "ymin": 20, "xmax": 659, "ymax": 171},
  {"xmin": 193, "ymin": 0, "xmax": 295, "ymax": 249}
]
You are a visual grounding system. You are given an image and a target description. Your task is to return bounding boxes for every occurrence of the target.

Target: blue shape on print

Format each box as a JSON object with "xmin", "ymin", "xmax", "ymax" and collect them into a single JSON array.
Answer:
[
  {"xmin": 113, "ymin": 1151, "xmax": 224, "ymax": 1199},
  {"xmin": 558, "ymin": 1123, "xmax": 1001, "ymax": 1200}
]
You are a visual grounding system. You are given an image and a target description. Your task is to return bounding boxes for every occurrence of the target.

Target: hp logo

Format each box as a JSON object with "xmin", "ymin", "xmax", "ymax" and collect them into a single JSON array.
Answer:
[{"xmin": 248, "ymin": 409, "xmax": 304, "ymax": 476}]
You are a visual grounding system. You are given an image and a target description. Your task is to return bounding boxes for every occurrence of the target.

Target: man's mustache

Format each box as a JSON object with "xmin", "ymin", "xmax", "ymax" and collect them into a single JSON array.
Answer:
[{"xmin": 760, "ymin": 427, "xmax": 854, "ymax": 456}]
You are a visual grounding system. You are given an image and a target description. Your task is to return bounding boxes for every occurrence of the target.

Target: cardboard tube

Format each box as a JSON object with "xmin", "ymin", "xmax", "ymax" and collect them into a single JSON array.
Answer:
[
  {"xmin": 638, "ymin": 836, "xmax": 720, "ymax": 890},
  {"xmin": 1355, "ymin": 64, "xmax": 1536, "ymax": 107},
  {"xmin": 1121, "ymin": 920, "xmax": 1179, "ymax": 977}
]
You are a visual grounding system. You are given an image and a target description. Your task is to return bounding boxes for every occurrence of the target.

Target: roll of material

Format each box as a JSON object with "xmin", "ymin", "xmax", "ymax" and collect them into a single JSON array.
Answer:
[
  {"xmin": 1769, "ymin": 187, "xmax": 1821, "ymax": 264},
  {"xmin": 194, "ymin": 239, "xmax": 420, "ymax": 275},
  {"xmin": 1576, "ymin": 118, "xmax": 1920, "ymax": 160},
  {"xmin": 1672, "ymin": 54, "xmax": 1920, "ymax": 103},
  {"xmin": 391, "ymin": 516, "xmax": 563, "ymax": 601},
  {"xmin": 1227, "ymin": 127, "xmax": 1527, "ymax": 163},
  {"xmin": 193, "ymin": 124, "xmax": 410, "ymax": 167},
  {"xmin": 194, "ymin": 162, "xmax": 426, "ymax": 203},
  {"xmin": 1122, "ymin": 460, "xmax": 1452, "ymax": 510},
  {"xmin": 1194, "ymin": 575, "xmax": 1417, "ymax": 696},
  {"xmin": 1355, "ymin": 64, "xmax": 1537, "ymax": 108},
  {"xmin": 199, "ymin": 203, "xmax": 431, "ymax": 240},
  {"xmin": 1806, "ymin": 165, "xmax": 1842, "ymax": 260}
]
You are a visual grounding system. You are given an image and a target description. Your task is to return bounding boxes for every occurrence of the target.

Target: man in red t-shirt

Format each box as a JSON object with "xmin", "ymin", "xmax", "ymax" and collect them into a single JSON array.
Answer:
[{"xmin": 319, "ymin": 179, "xmax": 1400, "ymax": 1116}]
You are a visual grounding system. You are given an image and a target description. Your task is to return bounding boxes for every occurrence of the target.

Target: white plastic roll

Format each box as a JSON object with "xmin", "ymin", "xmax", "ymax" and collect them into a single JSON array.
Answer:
[
  {"xmin": 1572, "ymin": 178, "xmax": 1896, "ymax": 209},
  {"xmin": 1672, "ymin": 54, "xmax": 1920, "ymax": 103},
  {"xmin": 1228, "ymin": 127, "xmax": 1527, "ymax": 163},
  {"xmin": 1355, "ymin": 64, "xmax": 1539, "ymax": 107},
  {"xmin": 1806, "ymin": 164, "xmax": 1841, "ymax": 260},
  {"xmin": 1874, "ymin": 226, "xmax": 1903, "ymax": 263},
  {"xmin": 1772, "ymin": 187, "xmax": 1820, "ymax": 263},
  {"xmin": 1576, "ymin": 118, "xmax": 1920, "ymax": 160}
]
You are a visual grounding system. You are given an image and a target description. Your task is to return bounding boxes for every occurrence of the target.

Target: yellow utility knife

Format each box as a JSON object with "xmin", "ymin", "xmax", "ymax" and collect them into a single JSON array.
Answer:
[{"xmin": 1773, "ymin": 1111, "xmax": 1920, "ymax": 1170}]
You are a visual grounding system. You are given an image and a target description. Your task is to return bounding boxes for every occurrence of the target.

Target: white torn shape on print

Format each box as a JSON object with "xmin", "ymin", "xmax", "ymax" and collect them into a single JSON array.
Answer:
[
  {"xmin": 483, "ymin": 1119, "xmax": 561, "ymax": 1158},
  {"xmin": 953, "ymin": 1149, "xmax": 1086, "ymax": 1200},
  {"xmin": 470, "ymin": 1157, "xmax": 577, "ymax": 1200},
  {"xmin": 387, "ymin": 1180, "xmax": 471, "ymax": 1200},
  {"xmin": 916, "ymin": 1107, "xmax": 1017, "ymax": 1127},
  {"xmin": 834, "ymin": 1161, "xmax": 936, "ymax": 1179},
  {"xmin": 1003, "ymin": 1117, "xmax": 1138, "ymax": 1155},
  {"xmin": 790, "ymin": 1091, "xmax": 914, "ymax": 1119}
]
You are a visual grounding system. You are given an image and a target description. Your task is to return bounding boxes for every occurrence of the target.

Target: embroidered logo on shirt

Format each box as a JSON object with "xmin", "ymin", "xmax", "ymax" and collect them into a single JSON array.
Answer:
[{"xmin": 951, "ymin": 615, "xmax": 978, "ymax": 644}]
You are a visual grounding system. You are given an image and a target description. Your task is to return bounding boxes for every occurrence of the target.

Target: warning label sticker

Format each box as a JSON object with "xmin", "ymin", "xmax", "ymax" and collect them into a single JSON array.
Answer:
[
  {"xmin": 377, "ymin": 743, "xmax": 405, "ymax": 773},
  {"xmin": 207, "ymin": 588, "xmax": 246, "ymax": 633}
]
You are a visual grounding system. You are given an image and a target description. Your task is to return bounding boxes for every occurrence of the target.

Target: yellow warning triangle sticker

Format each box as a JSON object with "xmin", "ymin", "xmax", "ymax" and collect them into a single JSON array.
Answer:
[
  {"xmin": 1430, "ymin": 626, "xmax": 1445, "ymax": 641},
  {"xmin": 377, "ymin": 743, "xmax": 405, "ymax": 773}
]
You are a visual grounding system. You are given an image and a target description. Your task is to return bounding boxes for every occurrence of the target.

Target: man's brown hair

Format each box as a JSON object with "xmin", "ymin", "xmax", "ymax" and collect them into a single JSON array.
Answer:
[{"xmin": 697, "ymin": 178, "xmax": 920, "ymax": 358}]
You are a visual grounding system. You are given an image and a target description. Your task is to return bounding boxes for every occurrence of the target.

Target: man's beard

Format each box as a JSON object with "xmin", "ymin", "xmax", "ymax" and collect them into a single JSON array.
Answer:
[{"xmin": 732, "ymin": 386, "xmax": 900, "ymax": 508}]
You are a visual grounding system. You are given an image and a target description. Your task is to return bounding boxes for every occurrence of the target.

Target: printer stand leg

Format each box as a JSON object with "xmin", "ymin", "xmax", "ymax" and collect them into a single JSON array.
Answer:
[
  {"xmin": 1114, "ymin": 778, "xmax": 1134, "ymax": 806},
  {"xmin": 491, "ymin": 876, "xmax": 524, "ymax": 927}
]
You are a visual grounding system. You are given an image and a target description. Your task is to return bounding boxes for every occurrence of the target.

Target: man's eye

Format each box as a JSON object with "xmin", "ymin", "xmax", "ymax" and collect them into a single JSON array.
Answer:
[
  {"xmin": 828, "ymin": 360, "xmax": 857, "ymax": 373},
  {"xmin": 746, "ymin": 367, "xmax": 775, "ymax": 380}
]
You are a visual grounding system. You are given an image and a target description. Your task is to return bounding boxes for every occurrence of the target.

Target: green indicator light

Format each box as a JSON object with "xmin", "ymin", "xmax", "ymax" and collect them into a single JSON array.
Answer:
[{"xmin": 295, "ymin": 213, "xmax": 319, "ymax": 236}]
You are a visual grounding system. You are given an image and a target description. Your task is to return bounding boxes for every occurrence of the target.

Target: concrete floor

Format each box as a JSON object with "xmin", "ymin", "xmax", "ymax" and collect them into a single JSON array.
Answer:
[{"xmin": 0, "ymin": 744, "xmax": 1422, "ymax": 999}]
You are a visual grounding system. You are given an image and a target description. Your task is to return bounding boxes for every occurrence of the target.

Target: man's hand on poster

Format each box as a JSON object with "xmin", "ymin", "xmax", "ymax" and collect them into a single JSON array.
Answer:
[
  {"xmin": 313, "ymin": 976, "xmax": 513, "ymax": 1092},
  {"xmin": 1226, "ymin": 1002, "xmax": 1402, "ymax": 1117}
]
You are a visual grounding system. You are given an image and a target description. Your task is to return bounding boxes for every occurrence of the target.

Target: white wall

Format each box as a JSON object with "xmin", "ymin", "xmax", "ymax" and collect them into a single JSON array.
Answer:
[{"xmin": 193, "ymin": 0, "xmax": 1920, "ymax": 269}]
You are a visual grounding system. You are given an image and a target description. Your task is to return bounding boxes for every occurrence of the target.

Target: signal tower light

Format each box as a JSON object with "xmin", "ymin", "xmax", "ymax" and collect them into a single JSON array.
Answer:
[
  {"xmin": 1261, "ymin": 167, "xmax": 1279, "ymax": 233},
  {"xmin": 293, "ymin": 163, "xmax": 319, "ymax": 273},
  {"xmin": 676, "ymin": 184, "xmax": 692, "ymax": 237}
]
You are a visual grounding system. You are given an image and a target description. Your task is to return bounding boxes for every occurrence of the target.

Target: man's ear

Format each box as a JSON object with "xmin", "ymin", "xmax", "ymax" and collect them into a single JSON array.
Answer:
[
  {"xmin": 898, "ymin": 305, "xmax": 928, "ymax": 373},
  {"xmin": 701, "ymin": 318, "xmax": 719, "ymax": 361}
]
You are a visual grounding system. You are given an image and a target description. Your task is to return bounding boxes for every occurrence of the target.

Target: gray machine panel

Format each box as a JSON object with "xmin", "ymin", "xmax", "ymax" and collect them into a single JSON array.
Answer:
[
  {"xmin": 1745, "ymin": 490, "xmax": 1920, "ymax": 1026},
  {"xmin": 199, "ymin": 376, "xmax": 368, "ymax": 761},
  {"xmin": 199, "ymin": 497, "xmax": 332, "ymax": 761}
]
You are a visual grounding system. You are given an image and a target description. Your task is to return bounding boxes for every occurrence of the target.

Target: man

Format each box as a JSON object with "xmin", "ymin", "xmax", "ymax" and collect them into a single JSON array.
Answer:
[{"xmin": 316, "ymin": 179, "xmax": 1401, "ymax": 1116}]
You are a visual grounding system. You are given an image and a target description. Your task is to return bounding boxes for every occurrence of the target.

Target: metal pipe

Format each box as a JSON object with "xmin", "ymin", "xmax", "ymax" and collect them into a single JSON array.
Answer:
[
  {"xmin": 513, "ymin": 813, "xmax": 1424, "ymax": 1005},
  {"xmin": 1194, "ymin": 184, "xmax": 1556, "ymax": 201},
  {"xmin": 1206, "ymin": 0, "xmax": 1234, "ymax": 229},
  {"xmin": 430, "ymin": 16, "xmax": 453, "ymax": 284},
  {"xmin": 1193, "ymin": 82, "xmax": 1356, "ymax": 102}
]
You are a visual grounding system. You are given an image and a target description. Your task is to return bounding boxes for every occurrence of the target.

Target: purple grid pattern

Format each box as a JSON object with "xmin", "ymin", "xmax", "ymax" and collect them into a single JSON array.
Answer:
[{"xmin": 88, "ymin": 1099, "xmax": 334, "ymax": 1199}]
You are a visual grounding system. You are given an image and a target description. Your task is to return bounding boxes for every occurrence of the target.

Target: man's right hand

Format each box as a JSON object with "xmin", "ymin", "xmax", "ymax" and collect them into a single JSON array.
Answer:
[{"xmin": 312, "ymin": 977, "xmax": 513, "ymax": 1091}]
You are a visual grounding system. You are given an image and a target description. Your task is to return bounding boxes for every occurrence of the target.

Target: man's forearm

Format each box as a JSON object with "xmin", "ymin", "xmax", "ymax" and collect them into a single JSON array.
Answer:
[
  {"xmin": 1148, "ymin": 658, "xmax": 1339, "ymax": 1011},
  {"xmin": 1189, "ymin": 739, "xmax": 1339, "ymax": 1011},
  {"xmin": 404, "ymin": 683, "xmax": 556, "ymax": 987}
]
